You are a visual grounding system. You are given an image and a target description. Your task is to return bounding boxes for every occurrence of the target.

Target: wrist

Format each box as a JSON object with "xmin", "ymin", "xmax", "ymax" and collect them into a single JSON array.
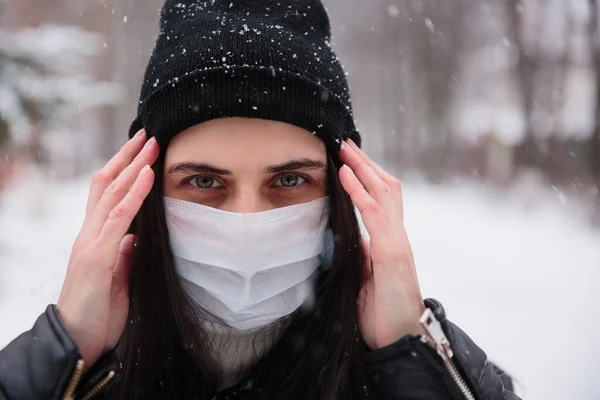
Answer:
[{"xmin": 56, "ymin": 304, "xmax": 93, "ymax": 373}]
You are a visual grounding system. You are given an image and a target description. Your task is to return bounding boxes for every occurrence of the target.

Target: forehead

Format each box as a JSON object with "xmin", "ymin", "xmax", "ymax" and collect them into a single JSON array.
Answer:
[{"xmin": 165, "ymin": 118, "xmax": 327, "ymax": 167}]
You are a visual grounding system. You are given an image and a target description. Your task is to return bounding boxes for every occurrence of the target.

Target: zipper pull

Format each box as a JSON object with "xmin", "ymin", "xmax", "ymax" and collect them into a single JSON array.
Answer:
[
  {"xmin": 419, "ymin": 308, "xmax": 453, "ymax": 360},
  {"xmin": 418, "ymin": 308, "xmax": 476, "ymax": 400}
]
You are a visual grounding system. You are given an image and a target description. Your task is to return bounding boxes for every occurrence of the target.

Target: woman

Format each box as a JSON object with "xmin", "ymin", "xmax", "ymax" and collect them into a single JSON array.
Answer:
[{"xmin": 0, "ymin": 1, "xmax": 519, "ymax": 399}]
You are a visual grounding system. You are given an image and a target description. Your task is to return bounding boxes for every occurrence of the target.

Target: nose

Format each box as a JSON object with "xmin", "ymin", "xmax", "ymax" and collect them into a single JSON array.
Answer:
[{"xmin": 221, "ymin": 187, "xmax": 271, "ymax": 213}]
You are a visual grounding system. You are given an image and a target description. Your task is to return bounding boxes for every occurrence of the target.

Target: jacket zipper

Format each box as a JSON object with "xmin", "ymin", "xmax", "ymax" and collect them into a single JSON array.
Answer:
[
  {"xmin": 80, "ymin": 370, "xmax": 115, "ymax": 400},
  {"xmin": 419, "ymin": 309, "xmax": 476, "ymax": 400},
  {"xmin": 57, "ymin": 316, "xmax": 470, "ymax": 399},
  {"xmin": 62, "ymin": 359, "xmax": 84, "ymax": 400},
  {"xmin": 61, "ymin": 359, "xmax": 115, "ymax": 400}
]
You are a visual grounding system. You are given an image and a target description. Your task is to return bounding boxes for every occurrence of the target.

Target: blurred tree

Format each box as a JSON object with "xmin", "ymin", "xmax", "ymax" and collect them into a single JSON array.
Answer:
[
  {"xmin": 408, "ymin": 0, "xmax": 461, "ymax": 182},
  {"xmin": 512, "ymin": 0, "xmax": 598, "ymax": 187},
  {"xmin": 451, "ymin": 0, "xmax": 524, "ymax": 186},
  {"xmin": 589, "ymin": 0, "xmax": 600, "ymax": 222},
  {"xmin": 0, "ymin": 23, "xmax": 121, "ymax": 173},
  {"xmin": 0, "ymin": 0, "xmax": 597, "ymax": 216}
]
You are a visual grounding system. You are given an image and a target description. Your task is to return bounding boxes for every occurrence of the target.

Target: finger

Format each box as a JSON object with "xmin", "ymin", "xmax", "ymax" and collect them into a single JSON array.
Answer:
[
  {"xmin": 339, "ymin": 165, "xmax": 392, "ymax": 240},
  {"xmin": 113, "ymin": 234, "xmax": 136, "ymax": 292},
  {"xmin": 347, "ymin": 139, "xmax": 404, "ymax": 221},
  {"xmin": 99, "ymin": 165, "xmax": 154, "ymax": 250},
  {"xmin": 339, "ymin": 142, "xmax": 389, "ymax": 199},
  {"xmin": 88, "ymin": 138, "xmax": 159, "ymax": 235},
  {"xmin": 339, "ymin": 143, "xmax": 402, "ymax": 225},
  {"xmin": 347, "ymin": 139, "xmax": 396, "ymax": 185},
  {"xmin": 85, "ymin": 129, "xmax": 147, "ymax": 223}
]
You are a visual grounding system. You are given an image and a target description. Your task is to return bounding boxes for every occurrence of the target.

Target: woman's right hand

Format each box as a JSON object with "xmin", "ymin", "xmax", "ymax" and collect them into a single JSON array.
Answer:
[{"xmin": 56, "ymin": 129, "xmax": 159, "ymax": 370}]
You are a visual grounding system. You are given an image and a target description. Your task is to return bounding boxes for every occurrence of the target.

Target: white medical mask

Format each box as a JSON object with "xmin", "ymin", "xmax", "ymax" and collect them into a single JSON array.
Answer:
[{"xmin": 164, "ymin": 196, "xmax": 330, "ymax": 331}]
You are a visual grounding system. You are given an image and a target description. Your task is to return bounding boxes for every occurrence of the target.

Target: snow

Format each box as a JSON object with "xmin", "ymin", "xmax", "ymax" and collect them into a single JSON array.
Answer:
[
  {"xmin": 0, "ymin": 174, "xmax": 599, "ymax": 399},
  {"xmin": 387, "ymin": 5, "xmax": 400, "ymax": 18},
  {"xmin": 403, "ymin": 182, "xmax": 600, "ymax": 400},
  {"xmin": 424, "ymin": 18, "xmax": 435, "ymax": 33}
]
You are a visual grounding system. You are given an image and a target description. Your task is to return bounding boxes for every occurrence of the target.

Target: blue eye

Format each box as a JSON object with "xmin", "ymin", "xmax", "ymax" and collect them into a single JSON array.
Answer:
[
  {"xmin": 189, "ymin": 175, "xmax": 223, "ymax": 189},
  {"xmin": 274, "ymin": 174, "xmax": 306, "ymax": 187}
]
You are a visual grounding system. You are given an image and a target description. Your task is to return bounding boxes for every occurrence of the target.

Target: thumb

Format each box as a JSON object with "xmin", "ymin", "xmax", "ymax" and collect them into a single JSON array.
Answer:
[{"xmin": 113, "ymin": 234, "xmax": 136, "ymax": 291}]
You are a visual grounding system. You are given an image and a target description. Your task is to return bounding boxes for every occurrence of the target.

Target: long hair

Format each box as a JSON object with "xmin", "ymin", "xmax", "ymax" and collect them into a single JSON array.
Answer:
[{"xmin": 110, "ymin": 149, "xmax": 373, "ymax": 400}]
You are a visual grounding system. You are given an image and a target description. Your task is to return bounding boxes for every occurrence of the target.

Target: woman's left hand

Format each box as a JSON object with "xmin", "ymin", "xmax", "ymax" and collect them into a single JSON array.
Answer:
[{"xmin": 339, "ymin": 139, "xmax": 426, "ymax": 350}]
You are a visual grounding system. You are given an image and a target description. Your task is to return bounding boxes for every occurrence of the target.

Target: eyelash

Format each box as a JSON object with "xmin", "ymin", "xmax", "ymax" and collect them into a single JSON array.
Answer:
[
  {"xmin": 273, "ymin": 174, "xmax": 308, "ymax": 191},
  {"xmin": 182, "ymin": 173, "xmax": 311, "ymax": 192},
  {"xmin": 183, "ymin": 175, "xmax": 224, "ymax": 192}
]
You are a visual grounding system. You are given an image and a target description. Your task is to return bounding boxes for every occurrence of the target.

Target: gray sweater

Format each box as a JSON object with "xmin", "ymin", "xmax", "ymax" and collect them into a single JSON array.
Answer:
[{"xmin": 201, "ymin": 317, "xmax": 289, "ymax": 389}]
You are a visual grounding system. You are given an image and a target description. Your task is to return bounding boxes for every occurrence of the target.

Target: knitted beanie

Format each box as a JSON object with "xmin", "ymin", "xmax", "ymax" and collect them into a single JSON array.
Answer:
[{"xmin": 128, "ymin": 0, "xmax": 361, "ymax": 152}]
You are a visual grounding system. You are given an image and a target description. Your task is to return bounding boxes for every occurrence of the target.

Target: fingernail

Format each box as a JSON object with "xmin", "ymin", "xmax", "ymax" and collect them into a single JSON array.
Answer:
[
  {"xmin": 341, "ymin": 140, "xmax": 354, "ymax": 152},
  {"xmin": 134, "ymin": 129, "xmax": 145, "ymax": 139},
  {"xmin": 141, "ymin": 164, "xmax": 151, "ymax": 174},
  {"xmin": 143, "ymin": 136, "xmax": 156, "ymax": 148}
]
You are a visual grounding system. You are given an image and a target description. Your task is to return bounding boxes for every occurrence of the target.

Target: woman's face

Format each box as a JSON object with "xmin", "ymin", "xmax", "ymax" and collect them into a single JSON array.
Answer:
[{"xmin": 163, "ymin": 118, "xmax": 328, "ymax": 212}]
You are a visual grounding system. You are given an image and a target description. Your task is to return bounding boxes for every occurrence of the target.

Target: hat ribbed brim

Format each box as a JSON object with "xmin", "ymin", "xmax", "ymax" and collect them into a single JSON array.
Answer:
[{"xmin": 129, "ymin": 65, "xmax": 360, "ymax": 152}]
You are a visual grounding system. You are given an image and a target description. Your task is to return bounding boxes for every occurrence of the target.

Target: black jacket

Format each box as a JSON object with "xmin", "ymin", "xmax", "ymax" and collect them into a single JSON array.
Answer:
[{"xmin": 0, "ymin": 299, "xmax": 520, "ymax": 400}]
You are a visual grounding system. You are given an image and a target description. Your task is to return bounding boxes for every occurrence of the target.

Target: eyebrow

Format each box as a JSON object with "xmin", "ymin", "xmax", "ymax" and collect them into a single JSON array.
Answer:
[
  {"xmin": 265, "ymin": 158, "xmax": 326, "ymax": 174},
  {"xmin": 166, "ymin": 158, "xmax": 326, "ymax": 176},
  {"xmin": 167, "ymin": 163, "xmax": 232, "ymax": 175}
]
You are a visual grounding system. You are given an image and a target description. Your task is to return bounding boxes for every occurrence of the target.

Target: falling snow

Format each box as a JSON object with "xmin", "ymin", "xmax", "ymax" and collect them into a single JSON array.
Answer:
[
  {"xmin": 424, "ymin": 17, "xmax": 435, "ymax": 32},
  {"xmin": 388, "ymin": 5, "xmax": 400, "ymax": 18}
]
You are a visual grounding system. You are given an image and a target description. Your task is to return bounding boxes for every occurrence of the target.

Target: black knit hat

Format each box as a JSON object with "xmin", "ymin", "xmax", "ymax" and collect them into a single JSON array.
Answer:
[{"xmin": 128, "ymin": 0, "xmax": 361, "ymax": 152}]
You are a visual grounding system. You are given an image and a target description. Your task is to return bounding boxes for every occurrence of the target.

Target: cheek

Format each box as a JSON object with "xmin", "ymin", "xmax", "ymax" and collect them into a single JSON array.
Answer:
[
  {"xmin": 163, "ymin": 177, "xmax": 179, "ymax": 198},
  {"xmin": 163, "ymin": 179, "xmax": 225, "ymax": 209},
  {"xmin": 163, "ymin": 180, "xmax": 173, "ymax": 197}
]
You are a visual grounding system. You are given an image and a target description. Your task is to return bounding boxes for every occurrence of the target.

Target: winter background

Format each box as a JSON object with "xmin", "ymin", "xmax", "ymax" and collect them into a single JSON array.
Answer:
[{"xmin": 1, "ymin": 0, "xmax": 599, "ymax": 399}]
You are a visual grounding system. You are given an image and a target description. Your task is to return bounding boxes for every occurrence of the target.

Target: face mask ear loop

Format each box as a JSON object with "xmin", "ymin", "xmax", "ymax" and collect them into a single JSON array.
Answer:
[{"xmin": 319, "ymin": 228, "xmax": 335, "ymax": 271}]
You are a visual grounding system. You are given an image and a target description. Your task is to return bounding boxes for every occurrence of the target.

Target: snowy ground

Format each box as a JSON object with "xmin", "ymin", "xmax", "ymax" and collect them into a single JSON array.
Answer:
[{"xmin": 1, "ymin": 171, "xmax": 599, "ymax": 400}]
